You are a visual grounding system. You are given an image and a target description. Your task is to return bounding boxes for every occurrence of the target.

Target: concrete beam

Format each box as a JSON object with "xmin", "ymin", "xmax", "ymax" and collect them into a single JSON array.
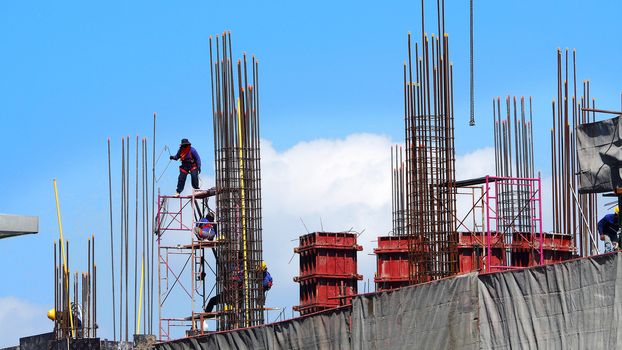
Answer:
[{"xmin": 0, "ymin": 214, "xmax": 39, "ymax": 239}]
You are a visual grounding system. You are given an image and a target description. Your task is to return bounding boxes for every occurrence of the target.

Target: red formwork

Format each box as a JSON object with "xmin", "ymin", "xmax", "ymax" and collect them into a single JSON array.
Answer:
[
  {"xmin": 294, "ymin": 278, "xmax": 358, "ymax": 314},
  {"xmin": 294, "ymin": 232, "xmax": 363, "ymax": 315},
  {"xmin": 297, "ymin": 231, "xmax": 359, "ymax": 249},
  {"xmin": 458, "ymin": 230, "xmax": 576, "ymax": 273},
  {"xmin": 541, "ymin": 233, "xmax": 575, "ymax": 264},
  {"xmin": 296, "ymin": 249, "xmax": 361, "ymax": 279},
  {"xmin": 458, "ymin": 231, "xmax": 504, "ymax": 273},
  {"xmin": 374, "ymin": 236, "xmax": 410, "ymax": 291}
]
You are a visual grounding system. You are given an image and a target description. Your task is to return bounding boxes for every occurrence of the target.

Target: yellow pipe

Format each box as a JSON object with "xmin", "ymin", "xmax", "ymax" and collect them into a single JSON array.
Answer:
[
  {"xmin": 53, "ymin": 179, "xmax": 75, "ymax": 338},
  {"xmin": 236, "ymin": 98, "xmax": 250, "ymax": 326},
  {"xmin": 137, "ymin": 254, "xmax": 144, "ymax": 334}
]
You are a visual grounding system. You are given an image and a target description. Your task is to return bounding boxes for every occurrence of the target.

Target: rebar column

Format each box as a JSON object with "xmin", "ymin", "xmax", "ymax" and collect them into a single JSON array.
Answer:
[
  {"xmin": 403, "ymin": 0, "xmax": 458, "ymax": 284},
  {"xmin": 210, "ymin": 31, "xmax": 264, "ymax": 331}
]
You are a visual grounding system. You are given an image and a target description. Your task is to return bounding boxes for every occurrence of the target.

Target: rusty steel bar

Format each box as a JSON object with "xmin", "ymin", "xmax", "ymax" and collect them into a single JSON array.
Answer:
[{"xmin": 550, "ymin": 49, "xmax": 599, "ymax": 256}]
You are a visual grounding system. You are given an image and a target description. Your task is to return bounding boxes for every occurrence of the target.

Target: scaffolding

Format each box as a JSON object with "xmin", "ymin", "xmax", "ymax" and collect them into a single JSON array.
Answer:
[{"xmin": 156, "ymin": 191, "xmax": 219, "ymax": 341}]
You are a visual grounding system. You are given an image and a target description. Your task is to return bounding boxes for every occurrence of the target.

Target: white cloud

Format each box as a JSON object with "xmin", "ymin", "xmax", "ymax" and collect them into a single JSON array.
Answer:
[
  {"xmin": 0, "ymin": 296, "xmax": 50, "ymax": 348},
  {"xmin": 455, "ymin": 147, "xmax": 496, "ymax": 180},
  {"xmin": 261, "ymin": 134, "xmax": 395, "ymax": 314}
]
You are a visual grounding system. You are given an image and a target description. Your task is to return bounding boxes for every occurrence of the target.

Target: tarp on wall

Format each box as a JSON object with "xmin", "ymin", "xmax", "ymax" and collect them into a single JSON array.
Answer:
[
  {"xmin": 350, "ymin": 273, "xmax": 480, "ymax": 350},
  {"xmin": 156, "ymin": 308, "xmax": 350, "ymax": 350},
  {"xmin": 576, "ymin": 116, "xmax": 622, "ymax": 193},
  {"xmin": 156, "ymin": 253, "xmax": 622, "ymax": 350},
  {"xmin": 478, "ymin": 253, "xmax": 622, "ymax": 349}
]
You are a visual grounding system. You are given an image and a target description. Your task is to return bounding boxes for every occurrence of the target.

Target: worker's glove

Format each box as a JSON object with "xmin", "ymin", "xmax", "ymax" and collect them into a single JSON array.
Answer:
[
  {"xmin": 615, "ymin": 242, "xmax": 620, "ymax": 250},
  {"xmin": 169, "ymin": 155, "xmax": 175, "ymax": 160}
]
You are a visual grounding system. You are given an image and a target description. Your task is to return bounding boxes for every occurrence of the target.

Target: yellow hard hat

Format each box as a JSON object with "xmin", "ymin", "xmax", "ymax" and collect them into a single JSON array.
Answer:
[
  {"xmin": 261, "ymin": 261, "xmax": 267, "ymax": 270},
  {"xmin": 47, "ymin": 308, "xmax": 56, "ymax": 321},
  {"xmin": 615, "ymin": 206, "xmax": 619, "ymax": 215}
]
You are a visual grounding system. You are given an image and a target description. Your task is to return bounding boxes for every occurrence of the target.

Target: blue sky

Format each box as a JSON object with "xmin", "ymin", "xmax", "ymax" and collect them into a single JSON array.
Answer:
[{"xmin": 1, "ymin": 0, "xmax": 621, "ymax": 345}]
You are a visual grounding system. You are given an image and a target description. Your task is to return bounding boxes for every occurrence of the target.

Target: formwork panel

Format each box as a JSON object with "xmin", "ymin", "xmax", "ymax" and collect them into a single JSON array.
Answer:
[
  {"xmin": 374, "ymin": 236, "xmax": 410, "ymax": 291},
  {"xmin": 295, "ymin": 232, "xmax": 362, "ymax": 315},
  {"xmin": 297, "ymin": 278, "xmax": 358, "ymax": 311},
  {"xmin": 458, "ymin": 232, "xmax": 503, "ymax": 273},
  {"xmin": 298, "ymin": 232, "xmax": 359, "ymax": 249},
  {"xmin": 297, "ymin": 249, "xmax": 360, "ymax": 278}
]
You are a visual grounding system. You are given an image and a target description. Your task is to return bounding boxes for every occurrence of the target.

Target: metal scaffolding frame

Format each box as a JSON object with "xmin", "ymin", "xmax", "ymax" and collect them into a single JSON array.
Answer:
[{"xmin": 156, "ymin": 191, "xmax": 219, "ymax": 341}]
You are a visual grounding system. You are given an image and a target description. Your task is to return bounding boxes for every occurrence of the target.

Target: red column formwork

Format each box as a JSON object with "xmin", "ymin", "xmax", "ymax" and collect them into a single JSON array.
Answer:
[
  {"xmin": 458, "ymin": 231, "xmax": 504, "ymax": 274},
  {"xmin": 374, "ymin": 236, "xmax": 410, "ymax": 291},
  {"xmin": 293, "ymin": 232, "xmax": 363, "ymax": 315},
  {"xmin": 541, "ymin": 233, "xmax": 575, "ymax": 264},
  {"xmin": 457, "ymin": 231, "xmax": 576, "ymax": 273}
]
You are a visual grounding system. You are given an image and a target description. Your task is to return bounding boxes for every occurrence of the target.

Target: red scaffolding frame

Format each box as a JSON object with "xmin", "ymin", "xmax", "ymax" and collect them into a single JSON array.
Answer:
[{"xmin": 156, "ymin": 190, "xmax": 220, "ymax": 341}]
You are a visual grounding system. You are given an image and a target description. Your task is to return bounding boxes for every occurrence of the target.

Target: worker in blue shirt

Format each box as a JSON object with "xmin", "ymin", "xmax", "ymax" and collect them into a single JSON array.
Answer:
[
  {"xmin": 598, "ymin": 206, "xmax": 619, "ymax": 253},
  {"xmin": 262, "ymin": 261, "xmax": 273, "ymax": 291},
  {"xmin": 170, "ymin": 138, "xmax": 201, "ymax": 196},
  {"xmin": 204, "ymin": 261, "xmax": 273, "ymax": 314},
  {"xmin": 195, "ymin": 212, "xmax": 216, "ymax": 241}
]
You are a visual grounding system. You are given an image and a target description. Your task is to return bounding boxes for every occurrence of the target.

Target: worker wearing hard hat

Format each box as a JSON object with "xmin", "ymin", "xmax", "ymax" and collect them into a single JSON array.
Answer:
[
  {"xmin": 598, "ymin": 206, "xmax": 620, "ymax": 253},
  {"xmin": 262, "ymin": 261, "xmax": 273, "ymax": 291},
  {"xmin": 203, "ymin": 261, "xmax": 273, "ymax": 314},
  {"xmin": 47, "ymin": 303, "xmax": 83, "ymax": 335}
]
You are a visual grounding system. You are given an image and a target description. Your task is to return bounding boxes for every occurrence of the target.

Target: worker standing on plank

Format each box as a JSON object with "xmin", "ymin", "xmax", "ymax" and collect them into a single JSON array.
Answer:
[
  {"xmin": 598, "ymin": 206, "xmax": 620, "ymax": 253},
  {"xmin": 169, "ymin": 138, "xmax": 201, "ymax": 196}
]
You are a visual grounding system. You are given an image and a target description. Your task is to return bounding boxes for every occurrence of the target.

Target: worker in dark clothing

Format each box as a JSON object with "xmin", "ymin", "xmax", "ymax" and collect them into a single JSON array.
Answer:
[
  {"xmin": 204, "ymin": 261, "xmax": 273, "ymax": 313},
  {"xmin": 170, "ymin": 138, "xmax": 201, "ymax": 196},
  {"xmin": 598, "ymin": 206, "xmax": 619, "ymax": 253}
]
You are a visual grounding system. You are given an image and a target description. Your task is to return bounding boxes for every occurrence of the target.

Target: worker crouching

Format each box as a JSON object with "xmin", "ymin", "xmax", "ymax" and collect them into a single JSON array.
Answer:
[{"xmin": 598, "ymin": 206, "xmax": 620, "ymax": 253}]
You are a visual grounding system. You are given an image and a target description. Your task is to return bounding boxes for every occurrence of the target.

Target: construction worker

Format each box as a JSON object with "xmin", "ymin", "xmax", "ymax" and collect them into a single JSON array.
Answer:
[
  {"xmin": 598, "ymin": 206, "xmax": 620, "ymax": 253},
  {"xmin": 170, "ymin": 138, "xmax": 201, "ymax": 196},
  {"xmin": 262, "ymin": 261, "xmax": 273, "ymax": 291},
  {"xmin": 47, "ymin": 303, "xmax": 83, "ymax": 335},
  {"xmin": 203, "ymin": 261, "xmax": 272, "ymax": 313},
  {"xmin": 195, "ymin": 212, "xmax": 217, "ymax": 241}
]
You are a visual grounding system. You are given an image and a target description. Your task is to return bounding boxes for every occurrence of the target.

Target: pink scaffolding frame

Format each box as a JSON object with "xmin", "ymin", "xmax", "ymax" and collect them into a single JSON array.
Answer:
[
  {"xmin": 484, "ymin": 175, "xmax": 543, "ymax": 271},
  {"xmin": 156, "ymin": 191, "xmax": 219, "ymax": 341}
]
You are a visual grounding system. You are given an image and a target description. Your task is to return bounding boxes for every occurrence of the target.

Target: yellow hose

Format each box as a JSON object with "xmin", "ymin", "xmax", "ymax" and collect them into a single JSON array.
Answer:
[
  {"xmin": 237, "ymin": 98, "xmax": 250, "ymax": 326},
  {"xmin": 137, "ymin": 255, "xmax": 144, "ymax": 334},
  {"xmin": 53, "ymin": 179, "xmax": 75, "ymax": 338}
]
